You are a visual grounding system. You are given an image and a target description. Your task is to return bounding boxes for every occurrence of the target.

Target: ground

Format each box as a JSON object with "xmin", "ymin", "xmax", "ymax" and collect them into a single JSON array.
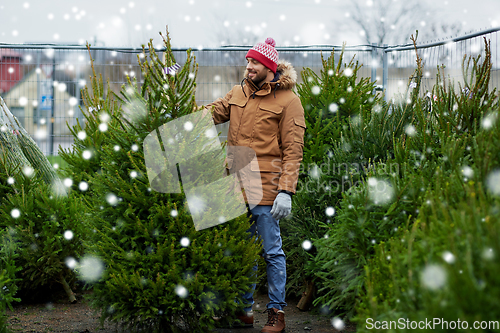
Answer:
[{"xmin": 6, "ymin": 290, "xmax": 357, "ymax": 333}]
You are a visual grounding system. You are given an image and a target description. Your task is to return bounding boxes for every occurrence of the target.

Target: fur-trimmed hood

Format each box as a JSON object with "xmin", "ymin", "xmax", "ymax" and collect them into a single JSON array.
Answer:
[{"xmin": 244, "ymin": 60, "xmax": 298, "ymax": 91}]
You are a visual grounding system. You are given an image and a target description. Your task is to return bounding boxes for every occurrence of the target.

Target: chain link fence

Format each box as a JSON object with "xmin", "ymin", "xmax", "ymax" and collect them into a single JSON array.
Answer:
[{"xmin": 0, "ymin": 27, "xmax": 498, "ymax": 156}]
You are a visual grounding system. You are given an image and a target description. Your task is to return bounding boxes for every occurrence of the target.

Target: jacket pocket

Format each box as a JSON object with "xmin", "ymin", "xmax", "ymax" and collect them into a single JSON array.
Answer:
[
  {"xmin": 259, "ymin": 104, "xmax": 283, "ymax": 114},
  {"xmin": 228, "ymin": 96, "xmax": 247, "ymax": 108},
  {"xmin": 256, "ymin": 105, "xmax": 282, "ymax": 135},
  {"xmin": 293, "ymin": 118, "xmax": 306, "ymax": 144}
]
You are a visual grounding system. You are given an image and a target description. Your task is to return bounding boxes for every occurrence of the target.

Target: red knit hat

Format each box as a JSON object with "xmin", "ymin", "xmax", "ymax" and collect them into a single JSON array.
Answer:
[{"xmin": 246, "ymin": 38, "xmax": 279, "ymax": 73}]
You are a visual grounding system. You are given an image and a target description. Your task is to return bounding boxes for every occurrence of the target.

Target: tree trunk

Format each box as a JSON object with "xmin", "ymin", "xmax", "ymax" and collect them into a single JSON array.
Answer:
[
  {"xmin": 59, "ymin": 272, "xmax": 77, "ymax": 303},
  {"xmin": 296, "ymin": 280, "xmax": 316, "ymax": 311}
]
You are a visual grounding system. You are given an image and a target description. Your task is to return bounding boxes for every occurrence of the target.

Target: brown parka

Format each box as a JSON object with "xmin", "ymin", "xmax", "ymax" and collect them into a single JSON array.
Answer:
[{"xmin": 206, "ymin": 60, "xmax": 306, "ymax": 205}]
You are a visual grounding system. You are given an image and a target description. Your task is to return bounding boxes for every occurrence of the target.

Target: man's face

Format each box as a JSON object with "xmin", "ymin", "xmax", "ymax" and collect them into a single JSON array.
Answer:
[{"xmin": 246, "ymin": 57, "xmax": 270, "ymax": 87}]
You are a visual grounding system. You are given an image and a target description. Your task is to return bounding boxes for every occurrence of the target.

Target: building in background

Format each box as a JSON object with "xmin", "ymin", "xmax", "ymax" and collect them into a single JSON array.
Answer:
[
  {"xmin": 2, "ymin": 67, "xmax": 77, "ymax": 155},
  {"xmin": 0, "ymin": 49, "xmax": 24, "ymax": 94}
]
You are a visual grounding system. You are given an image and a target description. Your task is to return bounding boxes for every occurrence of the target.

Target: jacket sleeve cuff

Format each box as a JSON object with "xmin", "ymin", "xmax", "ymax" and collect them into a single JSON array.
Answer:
[{"xmin": 278, "ymin": 190, "xmax": 294, "ymax": 197}]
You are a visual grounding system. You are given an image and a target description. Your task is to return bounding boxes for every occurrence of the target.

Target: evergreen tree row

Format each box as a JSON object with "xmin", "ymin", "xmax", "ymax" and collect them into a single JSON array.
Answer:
[
  {"xmin": 1, "ymin": 30, "xmax": 499, "ymax": 333},
  {"xmin": 282, "ymin": 35, "xmax": 500, "ymax": 331}
]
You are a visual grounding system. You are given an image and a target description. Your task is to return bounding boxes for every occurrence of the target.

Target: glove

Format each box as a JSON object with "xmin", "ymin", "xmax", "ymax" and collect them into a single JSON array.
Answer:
[{"xmin": 270, "ymin": 192, "xmax": 292, "ymax": 220}]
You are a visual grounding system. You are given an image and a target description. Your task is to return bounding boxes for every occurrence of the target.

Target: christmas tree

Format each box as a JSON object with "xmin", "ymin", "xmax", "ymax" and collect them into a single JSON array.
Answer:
[
  {"xmin": 281, "ymin": 46, "xmax": 382, "ymax": 303},
  {"xmin": 1, "ymin": 88, "xmax": 85, "ymax": 305},
  {"xmin": 58, "ymin": 48, "xmax": 123, "ymax": 198},
  {"xmin": 0, "ymin": 180, "xmax": 88, "ymax": 303},
  {"xmin": 1, "ymin": 97, "xmax": 62, "ymax": 190},
  {"xmin": 353, "ymin": 36, "xmax": 500, "ymax": 331},
  {"xmin": 63, "ymin": 30, "xmax": 260, "ymax": 332},
  {"xmin": 0, "ymin": 210, "xmax": 20, "ymax": 333}
]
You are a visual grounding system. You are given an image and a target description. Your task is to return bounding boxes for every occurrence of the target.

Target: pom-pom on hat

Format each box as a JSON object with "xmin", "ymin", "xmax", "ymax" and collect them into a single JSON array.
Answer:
[{"xmin": 246, "ymin": 37, "xmax": 279, "ymax": 73}]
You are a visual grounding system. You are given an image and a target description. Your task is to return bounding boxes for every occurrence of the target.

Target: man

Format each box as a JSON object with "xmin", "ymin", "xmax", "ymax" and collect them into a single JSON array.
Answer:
[{"xmin": 205, "ymin": 37, "xmax": 306, "ymax": 333}]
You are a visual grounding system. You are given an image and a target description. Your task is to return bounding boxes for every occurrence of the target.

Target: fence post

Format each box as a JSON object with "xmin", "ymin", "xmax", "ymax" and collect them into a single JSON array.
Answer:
[
  {"xmin": 49, "ymin": 56, "xmax": 55, "ymax": 156},
  {"xmin": 371, "ymin": 43, "xmax": 377, "ymax": 87},
  {"xmin": 383, "ymin": 44, "xmax": 388, "ymax": 102}
]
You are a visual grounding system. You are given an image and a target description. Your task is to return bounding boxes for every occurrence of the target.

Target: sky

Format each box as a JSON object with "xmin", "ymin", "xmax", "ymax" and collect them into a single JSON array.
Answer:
[{"xmin": 0, "ymin": 0, "xmax": 499, "ymax": 48}]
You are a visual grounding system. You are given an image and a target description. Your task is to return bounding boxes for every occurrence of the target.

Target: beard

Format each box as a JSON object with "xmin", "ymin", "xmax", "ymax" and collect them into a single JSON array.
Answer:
[{"xmin": 248, "ymin": 70, "xmax": 267, "ymax": 87}]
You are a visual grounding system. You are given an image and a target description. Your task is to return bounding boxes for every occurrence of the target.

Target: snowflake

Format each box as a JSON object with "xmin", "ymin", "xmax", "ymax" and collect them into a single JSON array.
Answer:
[
  {"xmin": 78, "ymin": 256, "xmax": 104, "ymax": 282},
  {"xmin": 64, "ymin": 230, "xmax": 74, "ymax": 240},
  {"xmin": 421, "ymin": 264, "xmax": 446, "ymax": 290},
  {"xmin": 180, "ymin": 237, "xmax": 190, "ymax": 247},
  {"xmin": 331, "ymin": 317, "xmax": 345, "ymax": 330},
  {"xmin": 175, "ymin": 285, "xmax": 189, "ymax": 298},
  {"xmin": 302, "ymin": 240, "xmax": 312, "ymax": 250},
  {"xmin": 11, "ymin": 209, "xmax": 21, "ymax": 219},
  {"xmin": 325, "ymin": 207, "xmax": 335, "ymax": 216},
  {"xmin": 442, "ymin": 251, "xmax": 455, "ymax": 264}
]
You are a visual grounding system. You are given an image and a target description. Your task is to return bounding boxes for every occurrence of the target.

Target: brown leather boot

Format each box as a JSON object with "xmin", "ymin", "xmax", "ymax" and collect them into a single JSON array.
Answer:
[
  {"xmin": 235, "ymin": 310, "xmax": 254, "ymax": 327},
  {"xmin": 213, "ymin": 310, "xmax": 253, "ymax": 328},
  {"xmin": 261, "ymin": 308, "xmax": 285, "ymax": 333}
]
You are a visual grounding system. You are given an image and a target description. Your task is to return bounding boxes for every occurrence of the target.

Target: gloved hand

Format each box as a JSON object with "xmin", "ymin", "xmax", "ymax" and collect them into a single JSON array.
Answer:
[{"xmin": 270, "ymin": 192, "xmax": 292, "ymax": 220}]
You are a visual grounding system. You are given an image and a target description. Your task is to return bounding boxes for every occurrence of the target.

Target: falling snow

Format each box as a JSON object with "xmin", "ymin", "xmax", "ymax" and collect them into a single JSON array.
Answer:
[
  {"xmin": 329, "ymin": 103, "xmax": 338, "ymax": 113},
  {"xmin": 331, "ymin": 317, "xmax": 345, "ymax": 330},
  {"xmin": 325, "ymin": 206, "xmax": 335, "ymax": 216},
  {"xmin": 442, "ymin": 251, "xmax": 455, "ymax": 264},
  {"xmin": 100, "ymin": 113, "xmax": 110, "ymax": 122},
  {"xmin": 405, "ymin": 124, "xmax": 416, "ymax": 136},
  {"xmin": 343, "ymin": 68, "xmax": 353, "ymax": 77},
  {"xmin": 106, "ymin": 193, "xmax": 118, "ymax": 206},
  {"xmin": 78, "ymin": 256, "xmax": 104, "ymax": 282},
  {"xmin": 23, "ymin": 166, "xmax": 34, "ymax": 178},
  {"xmin": 184, "ymin": 121, "xmax": 194, "ymax": 131},
  {"xmin": 65, "ymin": 257, "xmax": 77, "ymax": 269},
  {"xmin": 482, "ymin": 112, "xmax": 498, "ymax": 130},
  {"xmin": 421, "ymin": 264, "xmax": 446, "ymax": 290},
  {"xmin": 180, "ymin": 237, "xmax": 190, "ymax": 247},
  {"xmin": 302, "ymin": 240, "xmax": 312, "ymax": 251},
  {"xmin": 482, "ymin": 248, "xmax": 494, "ymax": 261},
  {"xmin": 309, "ymin": 165, "xmax": 320, "ymax": 179},
  {"xmin": 11, "ymin": 209, "xmax": 21, "ymax": 219},
  {"xmin": 79, "ymin": 181, "xmax": 89, "ymax": 191},
  {"xmin": 64, "ymin": 230, "xmax": 74, "ymax": 240},
  {"xmin": 175, "ymin": 284, "xmax": 188, "ymax": 298},
  {"xmin": 205, "ymin": 128, "xmax": 217, "ymax": 139},
  {"xmin": 98, "ymin": 123, "xmax": 108, "ymax": 132},
  {"xmin": 367, "ymin": 178, "xmax": 395, "ymax": 205},
  {"xmin": 486, "ymin": 170, "xmax": 500, "ymax": 196},
  {"xmin": 461, "ymin": 166, "xmax": 473, "ymax": 178},
  {"xmin": 186, "ymin": 195, "xmax": 206, "ymax": 216}
]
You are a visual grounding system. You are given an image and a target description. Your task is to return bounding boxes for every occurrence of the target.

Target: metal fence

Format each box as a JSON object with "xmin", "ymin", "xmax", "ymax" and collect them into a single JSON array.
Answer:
[
  {"xmin": 382, "ymin": 27, "xmax": 500, "ymax": 100},
  {"xmin": 0, "ymin": 27, "xmax": 498, "ymax": 156}
]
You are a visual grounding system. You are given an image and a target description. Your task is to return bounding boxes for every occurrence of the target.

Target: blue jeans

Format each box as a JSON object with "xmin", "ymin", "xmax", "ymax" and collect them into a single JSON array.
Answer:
[{"xmin": 243, "ymin": 205, "xmax": 287, "ymax": 311}]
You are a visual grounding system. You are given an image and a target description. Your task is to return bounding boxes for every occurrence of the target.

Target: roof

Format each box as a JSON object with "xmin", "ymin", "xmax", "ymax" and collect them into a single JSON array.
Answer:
[{"xmin": 0, "ymin": 49, "xmax": 23, "ymax": 60}]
